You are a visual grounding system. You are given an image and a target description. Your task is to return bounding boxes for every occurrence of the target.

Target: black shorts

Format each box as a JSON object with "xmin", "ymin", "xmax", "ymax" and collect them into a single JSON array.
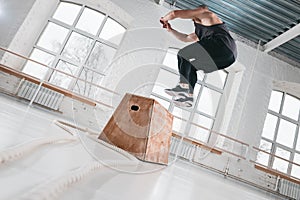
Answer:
[{"xmin": 178, "ymin": 36, "xmax": 237, "ymax": 73}]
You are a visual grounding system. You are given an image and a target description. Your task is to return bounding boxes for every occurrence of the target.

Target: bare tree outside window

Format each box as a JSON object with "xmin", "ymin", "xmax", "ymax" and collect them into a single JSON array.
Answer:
[{"xmin": 21, "ymin": 2, "xmax": 125, "ymax": 101}]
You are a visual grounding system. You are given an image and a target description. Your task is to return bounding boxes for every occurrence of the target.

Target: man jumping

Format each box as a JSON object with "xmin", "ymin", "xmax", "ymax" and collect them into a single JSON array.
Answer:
[{"xmin": 160, "ymin": 5, "xmax": 237, "ymax": 107}]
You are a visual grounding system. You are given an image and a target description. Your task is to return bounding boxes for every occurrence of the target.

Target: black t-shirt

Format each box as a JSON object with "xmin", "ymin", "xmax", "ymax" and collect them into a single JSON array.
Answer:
[{"xmin": 194, "ymin": 22, "xmax": 237, "ymax": 59}]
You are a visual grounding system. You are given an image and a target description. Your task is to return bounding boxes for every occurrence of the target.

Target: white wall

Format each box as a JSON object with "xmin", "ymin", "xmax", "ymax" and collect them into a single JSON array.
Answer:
[{"xmin": 0, "ymin": 0, "xmax": 36, "ymax": 49}]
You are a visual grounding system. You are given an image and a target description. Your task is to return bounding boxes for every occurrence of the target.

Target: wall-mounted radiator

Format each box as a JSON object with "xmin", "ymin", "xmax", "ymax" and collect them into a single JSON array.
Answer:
[
  {"xmin": 170, "ymin": 137, "xmax": 196, "ymax": 161},
  {"xmin": 17, "ymin": 80, "xmax": 63, "ymax": 110},
  {"xmin": 278, "ymin": 179, "xmax": 300, "ymax": 200}
]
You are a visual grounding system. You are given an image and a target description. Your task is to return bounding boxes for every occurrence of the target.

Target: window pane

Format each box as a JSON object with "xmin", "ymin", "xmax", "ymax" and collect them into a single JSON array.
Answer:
[
  {"xmin": 273, "ymin": 147, "xmax": 290, "ymax": 173},
  {"xmin": 62, "ymin": 32, "xmax": 93, "ymax": 64},
  {"xmin": 282, "ymin": 94, "xmax": 300, "ymax": 121},
  {"xmin": 189, "ymin": 124, "xmax": 210, "ymax": 143},
  {"xmin": 205, "ymin": 70, "xmax": 227, "ymax": 89},
  {"xmin": 291, "ymin": 164, "xmax": 300, "ymax": 178},
  {"xmin": 276, "ymin": 119, "xmax": 297, "ymax": 148},
  {"xmin": 193, "ymin": 83, "xmax": 202, "ymax": 97},
  {"xmin": 256, "ymin": 140, "xmax": 272, "ymax": 166},
  {"xmin": 268, "ymin": 91, "xmax": 283, "ymax": 113},
  {"xmin": 291, "ymin": 153, "xmax": 300, "ymax": 178},
  {"xmin": 162, "ymin": 48, "xmax": 179, "ymax": 72},
  {"xmin": 275, "ymin": 147, "xmax": 290, "ymax": 160},
  {"xmin": 73, "ymin": 68, "xmax": 104, "ymax": 98},
  {"xmin": 76, "ymin": 8, "xmax": 105, "ymax": 35},
  {"xmin": 52, "ymin": 2, "xmax": 81, "ymax": 25},
  {"xmin": 152, "ymin": 69, "xmax": 178, "ymax": 100},
  {"xmin": 37, "ymin": 22, "xmax": 69, "ymax": 53},
  {"xmin": 86, "ymin": 42, "xmax": 116, "ymax": 74},
  {"xmin": 172, "ymin": 114, "xmax": 188, "ymax": 144},
  {"xmin": 151, "ymin": 96, "xmax": 170, "ymax": 110},
  {"xmin": 192, "ymin": 113, "xmax": 214, "ymax": 131},
  {"xmin": 261, "ymin": 113, "xmax": 278, "ymax": 140},
  {"xmin": 172, "ymin": 117, "xmax": 186, "ymax": 134},
  {"xmin": 74, "ymin": 80, "xmax": 97, "ymax": 99},
  {"xmin": 172, "ymin": 107, "xmax": 190, "ymax": 121},
  {"xmin": 50, "ymin": 61, "xmax": 79, "ymax": 89},
  {"xmin": 197, "ymin": 87, "xmax": 221, "ymax": 117},
  {"xmin": 22, "ymin": 49, "xmax": 55, "ymax": 79},
  {"xmin": 100, "ymin": 17, "xmax": 125, "ymax": 45}
]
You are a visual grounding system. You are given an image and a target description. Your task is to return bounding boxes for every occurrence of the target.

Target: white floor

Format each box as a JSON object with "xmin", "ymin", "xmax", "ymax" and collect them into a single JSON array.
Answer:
[{"xmin": 0, "ymin": 93, "xmax": 284, "ymax": 200}]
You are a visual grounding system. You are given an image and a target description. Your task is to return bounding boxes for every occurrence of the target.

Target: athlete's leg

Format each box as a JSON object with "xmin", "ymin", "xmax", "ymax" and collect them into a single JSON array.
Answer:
[
  {"xmin": 165, "ymin": 42, "xmax": 219, "ymax": 107},
  {"xmin": 177, "ymin": 54, "xmax": 197, "ymax": 94},
  {"xmin": 165, "ymin": 52, "xmax": 196, "ymax": 107}
]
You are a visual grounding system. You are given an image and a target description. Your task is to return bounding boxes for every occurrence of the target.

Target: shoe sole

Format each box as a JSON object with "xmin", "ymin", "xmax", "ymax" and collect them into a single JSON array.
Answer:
[
  {"xmin": 173, "ymin": 100, "xmax": 193, "ymax": 107},
  {"xmin": 173, "ymin": 97, "xmax": 193, "ymax": 107},
  {"xmin": 165, "ymin": 90, "xmax": 187, "ymax": 97}
]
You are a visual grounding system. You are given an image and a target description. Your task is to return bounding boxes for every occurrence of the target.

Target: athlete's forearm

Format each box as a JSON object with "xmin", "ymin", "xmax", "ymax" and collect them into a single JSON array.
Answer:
[
  {"xmin": 169, "ymin": 29, "xmax": 193, "ymax": 43},
  {"xmin": 162, "ymin": 10, "xmax": 176, "ymax": 21},
  {"xmin": 163, "ymin": 10, "xmax": 194, "ymax": 21},
  {"xmin": 162, "ymin": 8, "xmax": 209, "ymax": 21}
]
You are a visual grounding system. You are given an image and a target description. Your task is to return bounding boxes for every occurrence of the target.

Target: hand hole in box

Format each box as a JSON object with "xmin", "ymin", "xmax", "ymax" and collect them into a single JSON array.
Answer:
[{"xmin": 131, "ymin": 105, "xmax": 140, "ymax": 111}]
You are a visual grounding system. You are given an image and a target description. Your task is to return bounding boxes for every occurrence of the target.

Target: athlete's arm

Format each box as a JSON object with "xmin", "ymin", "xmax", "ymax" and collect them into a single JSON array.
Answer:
[
  {"xmin": 161, "ymin": 7, "xmax": 212, "ymax": 21},
  {"xmin": 162, "ymin": 22, "xmax": 198, "ymax": 42},
  {"xmin": 169, "ymin": 30, "xmax": 198, "ymax": 42}
]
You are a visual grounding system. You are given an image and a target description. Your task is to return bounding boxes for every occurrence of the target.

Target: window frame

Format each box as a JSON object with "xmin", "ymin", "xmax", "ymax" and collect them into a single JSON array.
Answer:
[
  {"xmin": 21, "ymin": 1, "xmax": 127, "ymax": 97},
  {"xmin": 258, "ymin": 89, "xmax": 300, "ymax": 177},
  {"xmin": 1, "ymin": 0, "xmax": 131, "ymax": 76}
]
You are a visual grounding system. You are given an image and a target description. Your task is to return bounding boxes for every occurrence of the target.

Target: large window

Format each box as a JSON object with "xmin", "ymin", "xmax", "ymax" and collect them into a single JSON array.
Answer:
[
  {"xmin": 151, "ymin": 48, "xmax": 228, "ymax": 144},
  {"xmin": 257, "ymin": 90, "xmax": 300, "ymax": 178},
  {"xmin": 22, "ymin": 1, "xmax": 126, "ymax": 99}
]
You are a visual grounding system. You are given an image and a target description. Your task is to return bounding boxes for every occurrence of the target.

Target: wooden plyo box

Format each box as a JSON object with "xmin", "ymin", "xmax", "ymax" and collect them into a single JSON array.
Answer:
[{"xmin": 98, "ymin": 93, "xmax": 173, "ymax": 165}]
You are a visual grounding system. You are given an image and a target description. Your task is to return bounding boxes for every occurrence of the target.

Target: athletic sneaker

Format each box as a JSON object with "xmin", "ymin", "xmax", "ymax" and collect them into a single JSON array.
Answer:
[
  {"xmin": 165, "ymin": 85, "xmax": 189, "ymax": 97},
  {"xmin": 173, "ymin": 95, "xmax": 194, "ymax": 107}
]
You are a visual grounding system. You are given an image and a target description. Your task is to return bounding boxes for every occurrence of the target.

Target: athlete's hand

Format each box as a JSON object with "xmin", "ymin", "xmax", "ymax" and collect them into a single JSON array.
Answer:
[
  {"xmin": 160, "ymin": 17, "xmax": 172, "ymax": 31},
  {"xmin": 160, "ymin": 17, "xmax": 167, "ymax": 27}
]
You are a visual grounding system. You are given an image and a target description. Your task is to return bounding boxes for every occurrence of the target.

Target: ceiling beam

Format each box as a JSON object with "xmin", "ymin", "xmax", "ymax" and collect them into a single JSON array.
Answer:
[{"xmin": 263, "ymin": 23, "xmax": 300, "ymax": 52}]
